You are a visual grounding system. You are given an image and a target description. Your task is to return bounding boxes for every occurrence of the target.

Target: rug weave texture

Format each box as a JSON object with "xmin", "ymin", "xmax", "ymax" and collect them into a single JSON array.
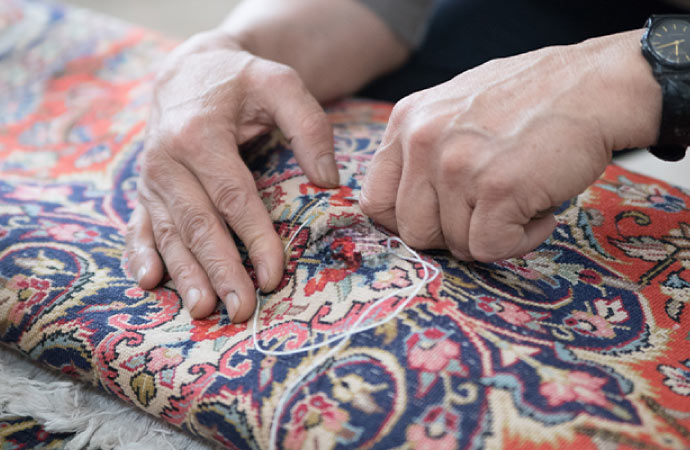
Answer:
[{"xmin": 1, "ymin": 1, "xmax": 690, "ymax": 449}]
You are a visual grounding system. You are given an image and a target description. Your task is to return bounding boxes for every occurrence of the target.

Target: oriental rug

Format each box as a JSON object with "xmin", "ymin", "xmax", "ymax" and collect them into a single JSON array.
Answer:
[{"xmin": 1, "ymin": 1, "xmax": 689, "ymax": 449}]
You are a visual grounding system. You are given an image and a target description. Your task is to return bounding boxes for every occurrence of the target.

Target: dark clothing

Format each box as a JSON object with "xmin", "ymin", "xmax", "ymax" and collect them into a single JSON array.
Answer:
[{"xmin": 360, "ymin": 0, "xmax": 685, "ymax": 102}]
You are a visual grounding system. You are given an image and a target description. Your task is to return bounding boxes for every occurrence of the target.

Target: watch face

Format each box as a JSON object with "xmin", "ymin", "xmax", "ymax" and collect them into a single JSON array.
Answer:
[{"xmin": 648, "ymin": 18, "xmax": 690, "ymax": 67}]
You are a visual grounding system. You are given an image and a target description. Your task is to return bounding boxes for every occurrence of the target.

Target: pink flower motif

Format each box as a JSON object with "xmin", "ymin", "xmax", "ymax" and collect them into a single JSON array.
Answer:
[
  {"xmin": 9, "ymin": 185, "xmax": 72, "ymax": 202},
  {"xmin": 46, "ymin": 223, "xmax": 99, "ymax": 243},
  {"xmin": 284, "ymin": 394, "xmax": 352, "ymax": 450},
  {"xmin": 496, "ymin": 301, "xmax": 533, "ymax": 327},
  {"xmin": 7, "ymin": 275, "xmax": 51, "ymax": 325},
  {"xmin": 564, "ymin": 311, "xmax": 615, "ymax": 338},
  {"xmin": 476, "ymin": 297, "xmax": 545, "ymax": 330},
  {"xmin": 540, "ymin": 370, "xmax": 608, "ymax": 407},
  {"xmin": 146, "ymin": 347, "xmax": 183, "ymax": 372},
  {"xmin": 372, "ymin": 267, "xmax": 412, "ymax": 290},
  {"xmin": 407, "ymin": 329, "xmax": 462, "ymax": 373},
  {"xmin": 124, "ymin": 286, "xmax": 146, "ymax": 298},
  {"xmin": 406, "ymin": 406, "xmax": 459, "ymax": 450},
  {"xmin": 7, "ymin": 274, "xmax": 50, "ymax": 291}
]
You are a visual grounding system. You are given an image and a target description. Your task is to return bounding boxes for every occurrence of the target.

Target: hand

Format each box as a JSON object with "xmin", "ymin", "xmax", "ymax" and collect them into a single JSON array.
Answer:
[
  {"xmin": 125, "ymin": 30, "xmax": 339, "ymax": 322},
  {"xmin": 360, "ymin": 31, "xmax": 661, "ymax": 262}
]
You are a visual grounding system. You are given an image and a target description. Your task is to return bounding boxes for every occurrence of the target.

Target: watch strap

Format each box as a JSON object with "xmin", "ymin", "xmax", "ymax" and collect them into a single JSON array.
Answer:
[
  {"xmin": 642, "ymin": 15, "xmax": 690, "ymax": 161},
  {"xmin": 650, "ymin": 73, "xmax": 690, "ymax": 161}
]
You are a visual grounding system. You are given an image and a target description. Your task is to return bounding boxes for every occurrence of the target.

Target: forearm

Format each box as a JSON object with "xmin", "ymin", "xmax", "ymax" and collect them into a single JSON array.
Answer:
[{"xmin": 219, "ymin": 0, "xmax": 410, "ymax": 102}]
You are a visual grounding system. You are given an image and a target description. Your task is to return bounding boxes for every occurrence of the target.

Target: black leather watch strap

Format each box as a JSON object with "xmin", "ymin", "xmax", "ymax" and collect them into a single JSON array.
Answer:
[
  {"xmin": 650, "ymin": 74, "xmax": 690, "ymax": 161},
  {"xmin": 642, "ymin": 15, "xmax": 690, "ymax": 161}
]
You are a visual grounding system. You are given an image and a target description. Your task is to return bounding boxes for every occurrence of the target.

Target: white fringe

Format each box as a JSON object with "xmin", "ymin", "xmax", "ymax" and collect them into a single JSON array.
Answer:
[{"xmin": 0, "ymin": 348, "xmax": 220, "ymax": 450}]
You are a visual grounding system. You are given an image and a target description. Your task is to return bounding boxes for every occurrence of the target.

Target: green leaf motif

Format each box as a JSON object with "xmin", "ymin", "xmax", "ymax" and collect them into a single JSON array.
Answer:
[{"xmin": 131, "ymin": 371, "xmax": 156, "ymax": 407}]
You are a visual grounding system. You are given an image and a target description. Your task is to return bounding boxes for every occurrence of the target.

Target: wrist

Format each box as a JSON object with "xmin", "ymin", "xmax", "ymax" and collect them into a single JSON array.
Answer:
[{"xmin": 577, "ymin": 30, "xmax": 662, "ymax": 151}]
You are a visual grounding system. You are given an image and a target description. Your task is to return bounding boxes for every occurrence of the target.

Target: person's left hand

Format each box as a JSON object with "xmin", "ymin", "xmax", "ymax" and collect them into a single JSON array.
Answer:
[{"xmin": 360, "ymin": 31, "xmax": 661, "ymax": 262}]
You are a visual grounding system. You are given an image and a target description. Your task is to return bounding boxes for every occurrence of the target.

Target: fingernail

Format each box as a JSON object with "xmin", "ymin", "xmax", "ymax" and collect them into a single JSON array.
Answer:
[
  {"xmin": 317, "ymin": 155, "xmax": 339, "ymax": 187},
  {"xmin": 257, "ymin": 264, "xmax": 269, "ymax": 291},
  {"xmin": 137, "ymin": 265, "xmax": 147, "ymax": 284},
  {"xmin": 185, "ymin": 288, "xmax": 201, "ymax": 313},
  {"xmin": 225, "ymin": 292, "xmax": 240, "ymax": 321}
]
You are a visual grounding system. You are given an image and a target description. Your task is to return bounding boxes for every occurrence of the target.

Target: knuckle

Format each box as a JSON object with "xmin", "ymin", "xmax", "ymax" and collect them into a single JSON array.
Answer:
[
  {"xmin": 392, "ymin": 93, "xmax": 416, "ymax": 117},
  {"xmin": 153, "ymin": 218, "xmax": 178, "ymax": 254},
  {"xmin": 264, "ymin": 63, "xmax": 301, "ymax": 88},
  {"xmin": 148, "ymin": 114, "xmax": 215, "ymax": 163},
  {"xmin": 439, "ymin": 148, "xmax": 473, "ymax": 181},
  {"xmin": 477, "ymin": 171, "xmax": 516, "ymax": 201},
  {"xmin": 388, "ymin": 99, "xmax": 411, "ymax": 130},
  {"xmin": 205, "ymin": 258, "xmax": 243, "ymax": 289},
  {"xmin": 174, "ymin": 114, "xmax": 215, "ymax": 149},
  {"xmin": 212, "ymin": 183, "xmax": 251, "ymax": 224},
  {"xmin": 389, "ymin": 91, "xmax": 424, "ymax": 125},
  {"xmin": 178, "ymin": 209, "xmax": 216, "ymax": 250},
  {"xmin": 204, "ymin": 261, "xmax": 230, "ymax": 285},
  {"xmin": 139, "ymin": 147, "xmax": 175, "ymax": 187},
  {"xmin": 405, "ymin": 120, "xmax": 437, "ymax": 152},
  {"xmin": 171, "ymin": 263, "xmax": 197, "ymax": 285}
]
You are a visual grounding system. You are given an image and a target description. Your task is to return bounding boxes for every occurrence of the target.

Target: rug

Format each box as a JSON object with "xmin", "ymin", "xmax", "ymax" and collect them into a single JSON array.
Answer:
[
  {"xmin": 0, "ymin": 348, "xmax": 218, "ymax": 449},
  {"xmin": 1, "ymin": 0, "xmax": 689, "ymax": 449}
]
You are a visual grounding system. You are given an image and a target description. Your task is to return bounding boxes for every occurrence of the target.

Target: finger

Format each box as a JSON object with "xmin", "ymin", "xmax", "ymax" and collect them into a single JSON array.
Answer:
[
  {"xmin": 469, "ymin": 200, "xmax": 557, "ymax": 262},
  {"xmin": 150, "ymin": 164, "xmax": 259, "ymax": 323},
  {"xmin": 188, "ymin": 148, "xmax": 285, "ymax": 294},
  {"xmin": 522, "ymin": 214, "xmax": 558, "ymax": 252},
  {"xmin": 146, "ymin": 199, "xmax": 218, "ymax": 319},
  {"xmin": 394, "ymin": 174, "xmax": 445, "ymax": 250},
  {"xmin": 261, "ymin": 73, "xmax": 339, "ymax": 187},
  {"xmin": 438, "ymin": 187, "xmax": 475, "ymax": 261},
  {"xmin": 125, "ymin": 202, "xmax": 165, "ymax": 289},
  {"xmin": 359, "ymin": 134, "xmax": 404, "ymax": 233}
]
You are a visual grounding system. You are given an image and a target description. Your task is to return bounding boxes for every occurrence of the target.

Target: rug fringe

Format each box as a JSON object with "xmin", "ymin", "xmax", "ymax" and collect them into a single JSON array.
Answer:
[{"xmin": 0, "ymin": 349, "xmax": 219, "ymax": 450}]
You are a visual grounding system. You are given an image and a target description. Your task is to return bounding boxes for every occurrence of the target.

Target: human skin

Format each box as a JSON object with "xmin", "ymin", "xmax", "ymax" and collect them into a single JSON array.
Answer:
[
  {"xmin": 126, "ymin": 2, "xmax": 663, "ymax": 322},
  {"xmin": 125, "ymin": 0, "xmax": 408, "ymax": 322},
  {"xmin": 360, "ymin": 29, "xmax": 662, "ymax": 262}
]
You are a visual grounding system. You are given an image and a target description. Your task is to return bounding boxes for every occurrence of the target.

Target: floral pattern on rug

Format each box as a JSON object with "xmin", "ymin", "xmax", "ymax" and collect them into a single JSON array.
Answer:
[
  {"xmin": 0, "ymin": 416, "xmax": 73, "ymax": 449},
  {"xmin": 1, "ymin": 1, "xmax": 689, "ymax": 449}
]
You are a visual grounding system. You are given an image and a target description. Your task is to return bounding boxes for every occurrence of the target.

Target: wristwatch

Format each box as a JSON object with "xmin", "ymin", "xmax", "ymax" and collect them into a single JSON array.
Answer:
[{"xmin": 641, "ymin": 15, "xmax": 690, "ymax": 161}]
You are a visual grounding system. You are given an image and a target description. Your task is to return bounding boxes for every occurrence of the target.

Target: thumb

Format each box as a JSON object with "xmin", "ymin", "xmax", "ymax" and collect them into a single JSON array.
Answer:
[
  {"xmin": 359, "ymin": 138, "xmax": 403, "ymax": 233},
  {"xmin": 262, "ymin": 71, "xmax": 338, "ymax": 187}
]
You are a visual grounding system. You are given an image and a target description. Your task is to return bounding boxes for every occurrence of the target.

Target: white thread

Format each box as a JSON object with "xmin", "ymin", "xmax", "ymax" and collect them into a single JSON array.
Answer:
[{"xmin": 250, "ymin": 198, "xmax": 440, "ymax": 450}]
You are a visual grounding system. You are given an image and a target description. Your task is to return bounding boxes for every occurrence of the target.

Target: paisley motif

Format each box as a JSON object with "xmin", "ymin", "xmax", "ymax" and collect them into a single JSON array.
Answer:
[{"xmin": 1, "ymin": 1, "xmax": 689, "ymax": 449}]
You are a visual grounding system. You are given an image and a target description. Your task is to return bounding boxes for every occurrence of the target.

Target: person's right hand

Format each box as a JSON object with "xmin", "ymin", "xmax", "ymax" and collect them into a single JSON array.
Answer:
[
  {"xmin": 125, "ymin": 30, "xmax": 339, "ymax": 322},
  {"xmin": 360, "ymin": 30, "xmax": 661, "ymax": 264}
]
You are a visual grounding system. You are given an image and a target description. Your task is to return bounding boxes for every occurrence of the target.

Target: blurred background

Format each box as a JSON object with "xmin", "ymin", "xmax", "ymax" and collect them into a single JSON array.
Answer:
[
  {"xmin": 63, "ymin": 0, "xmax": 690, "ymax": 189},
  {"xmin": 63, "ymin": 0, "xmax": 238, "ymax": 38}
]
